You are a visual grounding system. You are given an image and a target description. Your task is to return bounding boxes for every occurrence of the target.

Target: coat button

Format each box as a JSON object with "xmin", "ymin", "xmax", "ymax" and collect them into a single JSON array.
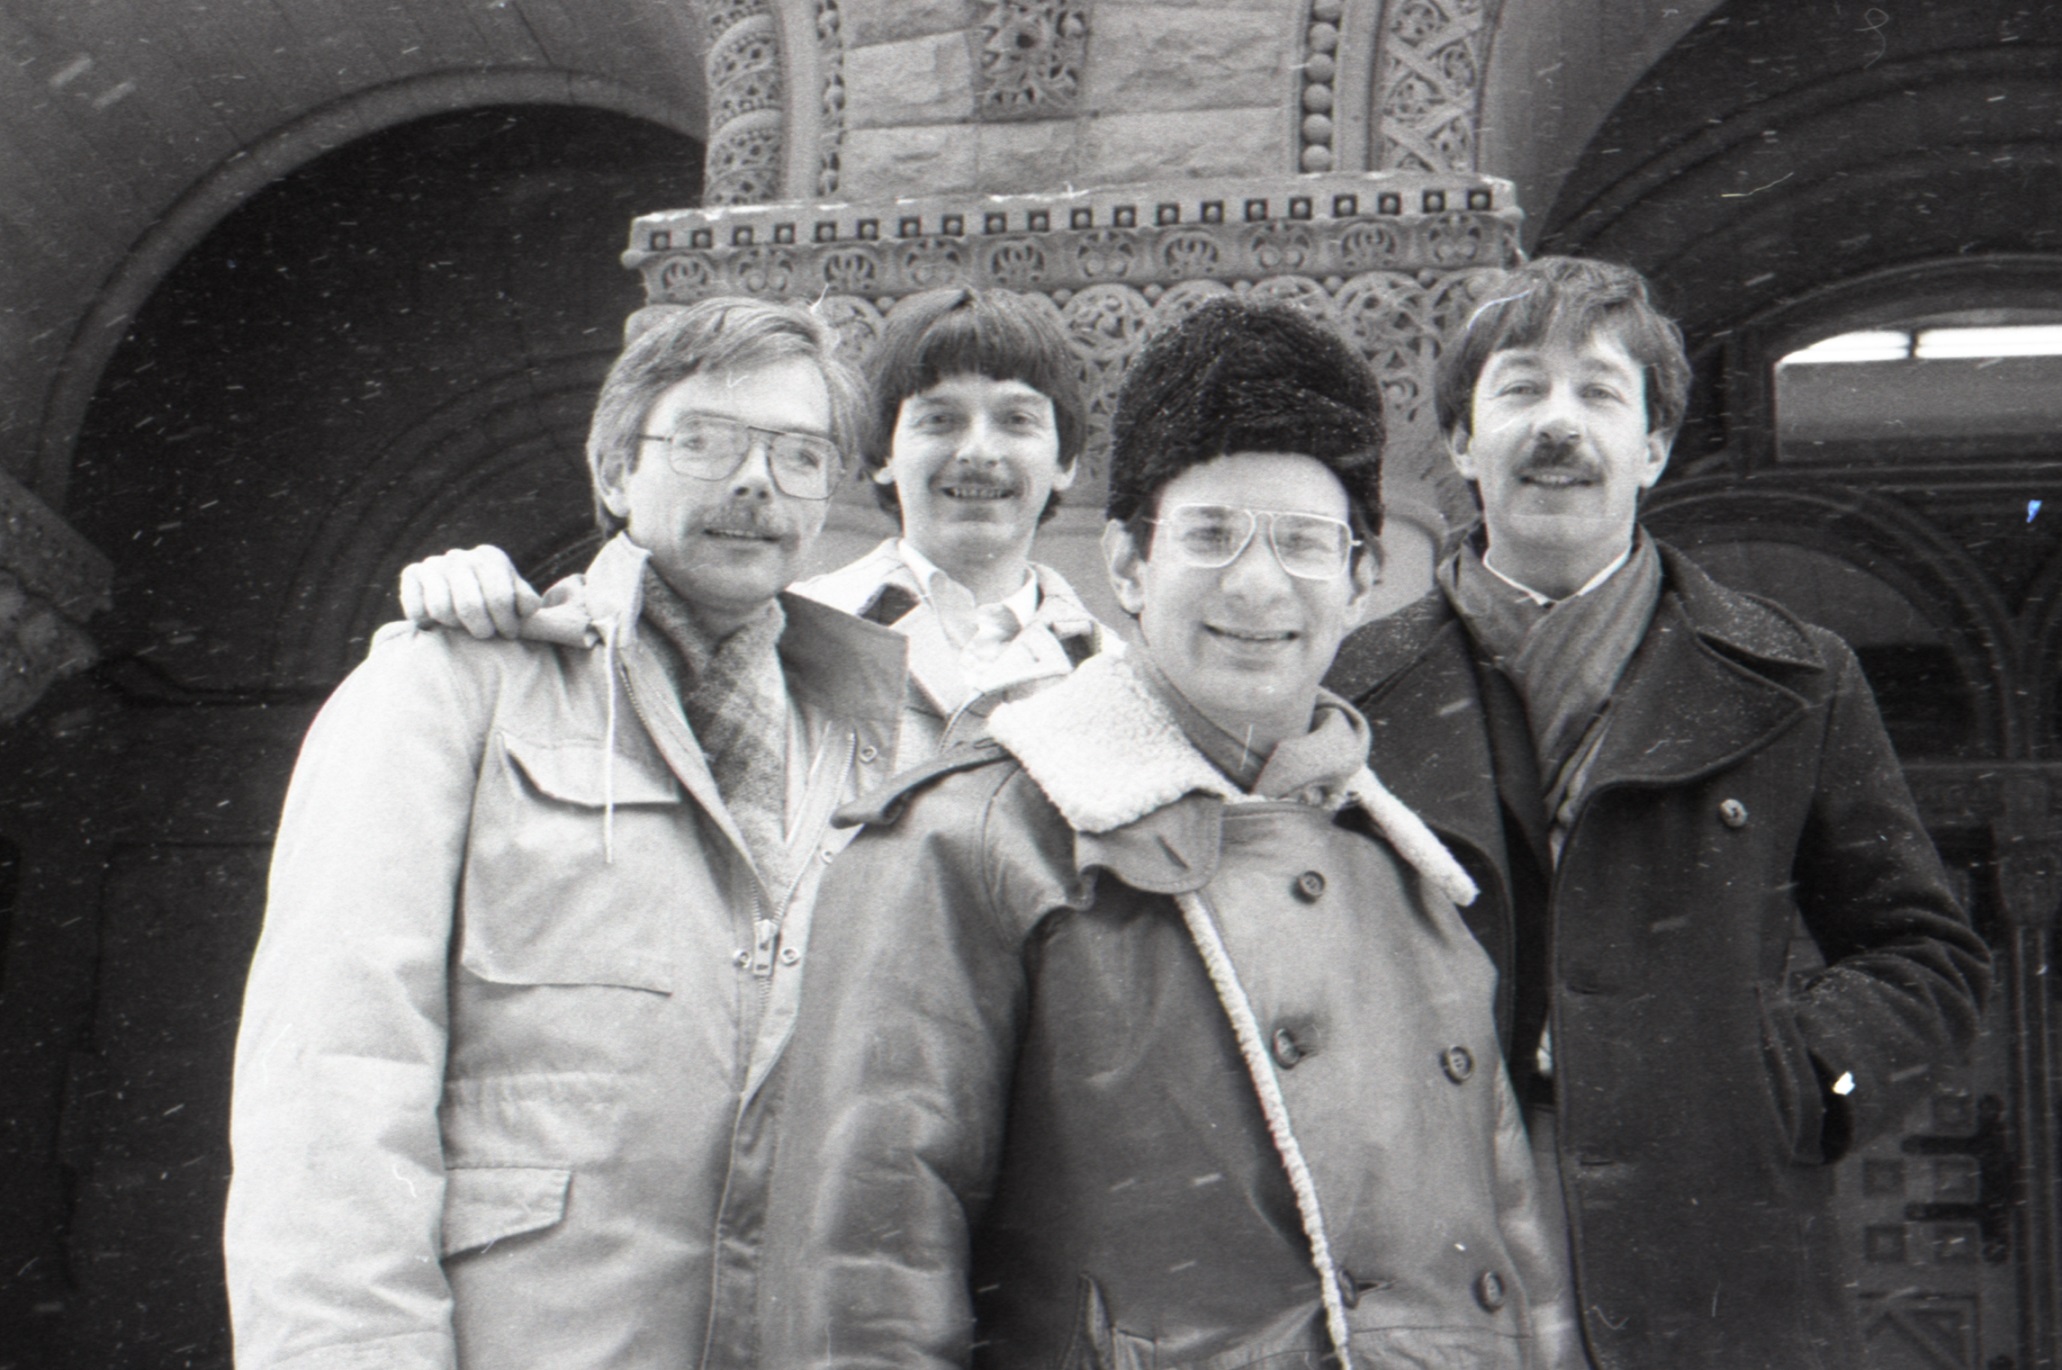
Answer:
[
  {"xmin": 1336, "ymin": 1264, "xmax": 1360, "ymax": 1309},
  {"xmin": 732, "ymin": 949, "xmax": 751, "ymax": 968},
  {"xmin": 1441, "ymin": 1045, "xmax": 1475, "ymax": 1083},
  {"xmin": 1271, "ymin": 1027, "xmax": 1306, "ymax": 1068},
  {"xmin": 1718, "ymin": 798, "xmax": 1748, "ymax": 828},
  {"xmin": 1475, "ymin": 1270, "xmax": 1507, "ymax": 1312},
  {"xmin": 780, "ymin": 946, "xmax": 800, "ymax": 965},
  {"xmin": 1293, "ymin": 870, "xmax": 1327, "ymax": 902},
  {"xmin": 859, "ymin": 744, "xmax": 880, "ymax": 763}
]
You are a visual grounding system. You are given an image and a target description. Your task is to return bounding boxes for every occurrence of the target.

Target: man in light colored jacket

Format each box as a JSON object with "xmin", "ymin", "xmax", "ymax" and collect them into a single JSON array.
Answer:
[
  {"xmin": 402, "ymin": 288, "xmax": 1109, "ymax": 766},
  {"xmin": 224, "ymin": 298, "xmax": 905, "ymax": 1370}
]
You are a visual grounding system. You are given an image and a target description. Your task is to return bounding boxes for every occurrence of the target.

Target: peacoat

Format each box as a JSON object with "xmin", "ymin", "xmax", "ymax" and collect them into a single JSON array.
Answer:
[
  {"xmin": 224, "ymin": 534, "xmax": 905, "ymax": 1370},
  {"xmin": 760, "ymin": 653, "xmax": 1584, "ymax": 1370},
  {"xmin": 1326, "ymin": 538, "xmax": 1991, "ymax": 1370}
]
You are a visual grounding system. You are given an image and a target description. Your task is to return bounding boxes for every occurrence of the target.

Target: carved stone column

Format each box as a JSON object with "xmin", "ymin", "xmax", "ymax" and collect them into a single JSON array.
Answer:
[
  {"xmin": 700, "ymin": 0, "xmax": 788, "ymax": 206},
  {"xmin": 0, "ymin": 471, "xmax": 110, "ymax": 722},
  {"xmin": 622, "ymin": 171, "xmax": 1520, "ymax": 592}
]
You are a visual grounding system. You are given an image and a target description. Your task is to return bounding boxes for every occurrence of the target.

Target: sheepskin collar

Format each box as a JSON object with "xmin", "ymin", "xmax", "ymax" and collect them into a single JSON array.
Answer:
[
  {"xmin": 989, "ymin": 653, "xmax": 1239, "ymax": 834},
  {"xmin": 988, "ymin": 653, "xmax": 1480, "ymax": 907}
]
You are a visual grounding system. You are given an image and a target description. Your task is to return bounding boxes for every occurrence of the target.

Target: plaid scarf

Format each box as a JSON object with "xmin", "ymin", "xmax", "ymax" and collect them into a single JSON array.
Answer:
[
  {"xmin": 1441, "ymin": 531, "xmax": 1662, "ymax": 845},
  {"xmin": 639, "ymin": 567, "xmax": 792, "ymax": 890}
]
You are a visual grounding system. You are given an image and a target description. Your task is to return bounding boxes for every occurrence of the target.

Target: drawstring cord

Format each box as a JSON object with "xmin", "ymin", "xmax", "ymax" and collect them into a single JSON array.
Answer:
[
  {"xmin": 1174, "ymin": 889, "xmax": 1355, "ymax": 1368},
  {"xmin": 602, "ymin": 616, "xmax": 619, "ymax": 865}
]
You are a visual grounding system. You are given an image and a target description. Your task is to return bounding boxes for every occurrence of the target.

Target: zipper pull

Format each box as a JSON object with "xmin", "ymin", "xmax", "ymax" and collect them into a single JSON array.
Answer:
[{"xmin": 750, "ymin": 918, "xmax": 778, "ymax": 978}]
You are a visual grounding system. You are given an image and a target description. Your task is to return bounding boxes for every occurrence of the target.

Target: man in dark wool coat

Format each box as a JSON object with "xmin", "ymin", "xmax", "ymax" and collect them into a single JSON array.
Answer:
[{"xmin": 1324, "ymin": 255, "xmax": 1992, "ymax": 1370}]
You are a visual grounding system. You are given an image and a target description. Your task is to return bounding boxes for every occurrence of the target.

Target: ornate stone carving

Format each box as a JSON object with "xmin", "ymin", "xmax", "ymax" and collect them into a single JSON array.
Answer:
[
  {"xmin": 973, "ymin": 0, "xmax": 1092, "ymax": 121},
  {"xmin": 815, "ymin": 0, "xmax": 846, "ymax": 195},
  {"xmin": 1, "ymin": 470, "xmax": 111, "ymax": 721},
  {"xmin": 624, "ymin": 174, "xmax": 1520, "ymax": 486},
  {"xmin": 701, "ymin": 0, "xmax": 786, "ymax": 206},
  {"xmin": 1375, "ymin": 0, "xmax": 1497, "ymax": 173}
]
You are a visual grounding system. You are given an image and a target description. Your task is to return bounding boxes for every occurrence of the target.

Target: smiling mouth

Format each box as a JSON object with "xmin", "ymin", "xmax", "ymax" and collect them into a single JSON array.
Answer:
[
  {"xmin": 1518, "ymin": 470, "xmax": 1596, "ymax": 489},
  {"xmin": 702, "ymin": 524, "xmax": 783, "ymax": 543},
  {"xmin": 1207, "ymin": 625, "xmax": 1297, "ymax": 645},
  {"xmin": 939, "ymin": 482, "xmax": 1020, "ymax": 501}
]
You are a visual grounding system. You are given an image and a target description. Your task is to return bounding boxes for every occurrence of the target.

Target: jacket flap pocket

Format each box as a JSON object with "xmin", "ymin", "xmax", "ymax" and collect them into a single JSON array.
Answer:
[
  {"xmin": 441, "ymin": 1165, "xmax": 571, "ymax": 1257},
  {"xmin": 502, "ymin": 732, "xmax": 681, "ymax": 807}
]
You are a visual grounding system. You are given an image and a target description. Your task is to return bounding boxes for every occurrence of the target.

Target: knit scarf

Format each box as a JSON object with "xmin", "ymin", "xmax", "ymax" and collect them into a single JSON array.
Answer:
[
  {"xmin": 639, "ymin": 566, "xmax": 792, "ymax": 890},
  {"xmin": 1440, "ymin": 531, "xmax": 1662, "ymax": 841}
]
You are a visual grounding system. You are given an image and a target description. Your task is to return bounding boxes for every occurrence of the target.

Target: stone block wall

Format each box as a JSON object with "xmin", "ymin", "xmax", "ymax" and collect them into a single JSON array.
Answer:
[{"xmin": 830, "ymin": 0, "xmax": 1303, "ymax": 199}]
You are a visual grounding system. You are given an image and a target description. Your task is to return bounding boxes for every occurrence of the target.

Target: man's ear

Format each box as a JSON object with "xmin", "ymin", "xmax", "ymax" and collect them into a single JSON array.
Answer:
[
  {"xmin": 1445, "ymin": 425, "xmax": 1479, "ymax": 483},
  {"xmin": 1101, "ymin": 520, "xmax": 1148, "ymax": 616},
  {"xmin": 597, "ymin": 452, "xmax": 633, "ymax": 522},
  {"xmin": 1638, "ymin": 428, "xmax": 1672, "ymax": 489},
  {"xmin": 871, "ymin": 461, "xmax": 897, "ymax": 486},
  {"xmin": 1346, "ymin": 540, "xmax": 1380, "ymax": 616},
  {"xmin": 1052, "ymin": 454, "xmax": 1080, "ymax": 493}
]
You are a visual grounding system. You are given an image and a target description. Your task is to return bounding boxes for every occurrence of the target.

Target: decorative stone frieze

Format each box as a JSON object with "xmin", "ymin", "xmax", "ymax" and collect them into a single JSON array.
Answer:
[
  {"xmin": 1, "ymin": 470, "xmax": 111, "ymax": 721},
  {"xmin": 973, "ymin": 0, "xmax": 1092, "ymax": 120},
  {"xmin": 625, "ymin": 173, "xmax": 1521, "ymax": 496},
  {"xmin": 1376, "ymin": 0, "xmax": 1499, "ymax": 172},
  {"xmin": 702, "ymin": 0, "xmax": 787, "ymax": 206}
]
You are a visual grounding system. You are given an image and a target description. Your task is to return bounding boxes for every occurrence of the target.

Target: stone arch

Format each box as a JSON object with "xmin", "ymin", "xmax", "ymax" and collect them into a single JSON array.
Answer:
[
  {"xmin": 64, "ymin": 101, "xmax": 707, "ymax": 693},
  {"xmin": 36, "ymin": 69, "xmax": 704, "ymax": 507}
]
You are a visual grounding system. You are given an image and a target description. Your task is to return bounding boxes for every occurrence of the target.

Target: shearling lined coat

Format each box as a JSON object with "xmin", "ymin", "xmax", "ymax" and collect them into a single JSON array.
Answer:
[
  {"xmin": 760, "ymin": 653, "xmax": 1583, "ymax": 1370},
  {"xmin": 1327, "ymin": 540, "xmax": 1991, "ymax": 1370}
]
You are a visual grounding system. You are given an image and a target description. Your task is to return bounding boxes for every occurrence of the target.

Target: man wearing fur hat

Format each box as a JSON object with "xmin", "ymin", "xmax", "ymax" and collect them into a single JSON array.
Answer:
[
  {"xmin": 1326, "ymin": 256, "xmax": 1989, "ymax": 1369},
  {"xmin": 757, "ymin": 298, "xmax": 1583, "ymax": 1370}
]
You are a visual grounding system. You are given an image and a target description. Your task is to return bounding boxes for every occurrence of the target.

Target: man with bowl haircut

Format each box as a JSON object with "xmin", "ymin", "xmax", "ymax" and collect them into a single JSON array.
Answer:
[
  {"xmin": 225, "ymin": 298, "xmax": 905, "ymax": 1370},
  {"xmin": 399, "ymin": 287, "xmax": 1109, "ymax": 766},
  {"xmin": 759, "ymin": 298, "xmax": 1582, "ymax": 1370},
  {"xmin": 793, "ymin": 286, "xmax": 1109, "ymax": 759},
  {"xmin": 1327, "ymin": 256, "xmax": 1990, "ymax": 1368}
]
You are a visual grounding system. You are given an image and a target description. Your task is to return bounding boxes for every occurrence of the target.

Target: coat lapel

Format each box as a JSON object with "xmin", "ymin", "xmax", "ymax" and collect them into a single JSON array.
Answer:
[
  {"xmin": 1578, "ymin": 549, "xmax": 1822, "ymax": 795},
  {"xmin": 1342, "ymin": 605, "xmax": 1514, "ymax": 893}
]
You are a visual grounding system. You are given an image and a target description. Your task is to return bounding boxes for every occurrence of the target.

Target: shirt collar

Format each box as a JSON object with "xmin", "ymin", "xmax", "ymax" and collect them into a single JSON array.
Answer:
[
  {"xmin": 1481, "ymin": 539, "xmax": 1634, "ymax": 607},
  {"xmin": 895, "ymin": 538, "xmax": 1039, "ymax": 623}
]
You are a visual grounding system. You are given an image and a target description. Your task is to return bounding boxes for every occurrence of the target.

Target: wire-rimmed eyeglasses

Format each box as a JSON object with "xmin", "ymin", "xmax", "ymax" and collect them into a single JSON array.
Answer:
[
  {"xmin": 1147, "ymin": 503, "xmax": 1367, "ymax": 581},
  {"xmin": 638, "ymin": 414, "xmax": 845, "ymax": 500}
]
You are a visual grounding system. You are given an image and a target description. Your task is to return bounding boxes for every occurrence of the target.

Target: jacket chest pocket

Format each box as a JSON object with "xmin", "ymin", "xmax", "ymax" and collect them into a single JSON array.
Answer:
[{"xmin": 458, "ymin": 731, "xmax": 692, "ymax": 995}]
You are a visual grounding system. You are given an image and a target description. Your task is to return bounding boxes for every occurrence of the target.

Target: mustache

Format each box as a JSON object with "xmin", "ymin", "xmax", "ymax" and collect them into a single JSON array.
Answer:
[
  {"xmin": 936, "ymin": 464, "xmax": 1024, "ymax": 492},
  {"xmin": 1516, "ymin": 433, "xmax": 1601, "ymax": 481},
  {"xmin": 701, "ymin": 505, "xmax": 788, "ymax": 537}
]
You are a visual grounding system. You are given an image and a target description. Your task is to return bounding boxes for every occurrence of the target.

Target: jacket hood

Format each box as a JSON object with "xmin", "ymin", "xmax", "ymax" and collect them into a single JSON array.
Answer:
[{"xmin": 989, "ymin": 653, "xmax": 1478, "ymax": 907}]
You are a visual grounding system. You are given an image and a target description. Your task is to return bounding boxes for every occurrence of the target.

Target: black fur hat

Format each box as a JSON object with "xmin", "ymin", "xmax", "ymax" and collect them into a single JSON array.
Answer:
[{"xmin": 1106, "ymin": 298, "xmax": 1383, "ymax": 532}]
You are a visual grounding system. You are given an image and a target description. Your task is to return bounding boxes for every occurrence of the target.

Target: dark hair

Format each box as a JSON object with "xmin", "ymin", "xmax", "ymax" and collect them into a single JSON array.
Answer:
[
  {"xmin": 862, "ymin": 288, "xmax": 1088, "ymax": 524},
  {"xmin": 587, "ymin": 298, "xmax": 868, "ymax": 533},
  {"xmin": 1106, "ymin": 297, "xmax": 1383, "ymax": 562},
  {"xmin": 1435, "ymin": 256, "xmax": 1691, "ymax": 440}
]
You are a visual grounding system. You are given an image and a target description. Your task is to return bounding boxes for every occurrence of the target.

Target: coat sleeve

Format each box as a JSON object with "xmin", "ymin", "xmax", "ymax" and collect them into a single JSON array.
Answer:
[
  {"xmin": 1787, "ymin": 636, "xmax": 1991, "ymax": 1157},
  {"xmin": 758, "ymin": 771, "xmax": 1034, "ymax": 1370},
  {"xmin": 224, "ymin": 629, "xmax": 489, "ymax": 1370}
]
